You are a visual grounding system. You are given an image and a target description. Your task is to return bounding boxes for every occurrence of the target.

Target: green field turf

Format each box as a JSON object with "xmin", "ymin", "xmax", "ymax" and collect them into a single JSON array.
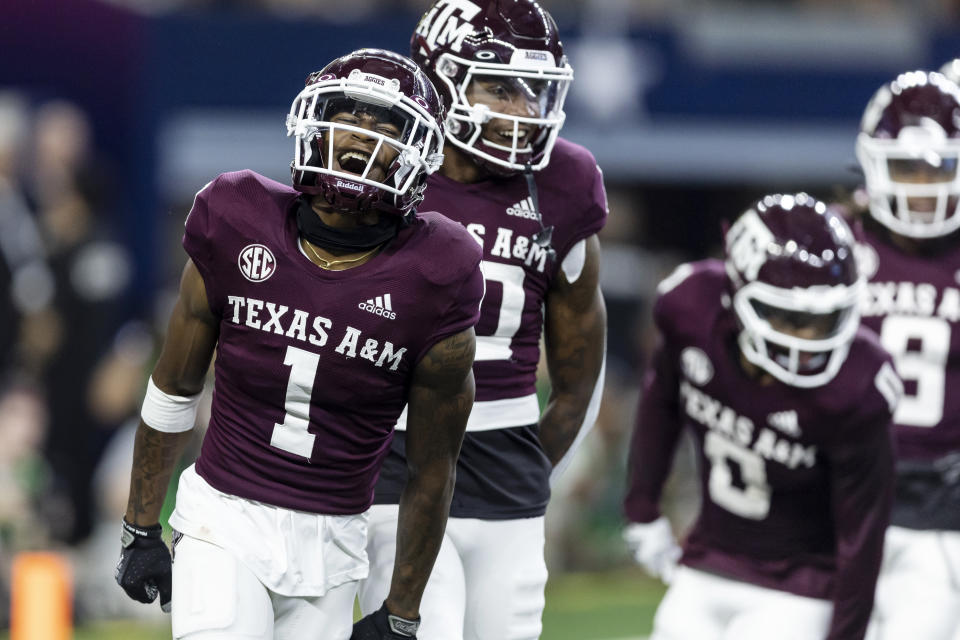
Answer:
[
  {"xmin": 1, "ymin": 569, "xmax": 664, "ymax": 640},
  {"xmin": 541, "ymin": 569, "xmax": 664, "ymax": 639}
]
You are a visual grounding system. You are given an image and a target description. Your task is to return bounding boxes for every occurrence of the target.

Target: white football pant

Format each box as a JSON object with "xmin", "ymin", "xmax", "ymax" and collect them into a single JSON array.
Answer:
[
  {"xmin": 868, "ymin": 526, "xmax": 960, "ymax": 640},
  {"xmin": 168, "ymin": 465, "xmax": 369, "ymax": 596},
  {"xmin": 650, "ymin": 565, "xmax": 832, "ymax": 640},
  {"xmin": 167, "ymin": 466, "xmax": 370, "ymax": 639},
  {"xmin": 171, "ymin": 535, "xmax": 357, "ymax": 639},
  {"xmin": 358, "ymin": 504, "xmax": 548, "ymax": 640}
]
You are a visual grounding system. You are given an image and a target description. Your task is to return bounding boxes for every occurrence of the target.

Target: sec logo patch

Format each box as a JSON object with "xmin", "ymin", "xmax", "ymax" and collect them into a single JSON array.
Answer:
[
  {"xmin": 238, "ymin": 244, "xmax": 276, "ymax": 282},
  {"xmin": 681, "ymin": 347, "xmax": 714, "ymax": 386}
]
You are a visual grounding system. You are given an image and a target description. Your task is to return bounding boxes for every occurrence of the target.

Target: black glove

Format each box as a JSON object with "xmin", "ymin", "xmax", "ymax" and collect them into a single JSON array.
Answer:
[
  {"xmin": 351, "ymin": 603, "xmax": 420, "ymax": 639},
  {"xmin": 114, "ymin": 519, "xmax": 172, "ymax": 612}
]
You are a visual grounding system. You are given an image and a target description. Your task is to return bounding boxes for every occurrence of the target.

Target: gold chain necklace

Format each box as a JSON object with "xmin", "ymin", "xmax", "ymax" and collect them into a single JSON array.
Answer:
[{"xmin": 303, "ymin": 238, "xmax": 381, "ymax": 270}]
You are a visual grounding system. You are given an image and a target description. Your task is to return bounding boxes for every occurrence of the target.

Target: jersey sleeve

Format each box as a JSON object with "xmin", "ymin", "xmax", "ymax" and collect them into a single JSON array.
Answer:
[
  {"xmin": 541, "ymin": 139, "xmax": 609, "ymax": 270},
  {"xmin": 555, "ymin": 162, "xmax": 608, "ymax": 265},
  {"xmin": 183, "ymin": 179, "xmax": 214, "ymax": 272},
  {"xmin": 623, "ymin": 280, "xmax": 690, "ymax": 524},
  {"xmin": 182, "ymin": 177, "xmax": 222, "ymax": 314},
  {"xmin": 824, "ymin": 380, "xmax": 896, "ymax": 640},
  {"xmin": 414, "ymin": 242, "xmax": 484, "ymax": 364},
  {"xmin": 623, "ymin": 335, "xmax": 685, "ymax": 524}
]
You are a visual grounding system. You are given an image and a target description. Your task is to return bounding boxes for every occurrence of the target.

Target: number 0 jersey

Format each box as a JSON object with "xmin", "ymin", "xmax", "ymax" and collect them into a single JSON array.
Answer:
[
  {"xmin": 374, "ymin": 138, "xmax": 608, "ymax": 518},
  {"xmin": 181, "ymin": 170, "xmax": 484, "ymax": 516},
  {"xmin": 855, "ymin": 221, "xmax": 960, "ymax": 530},
  {"xmin": 624, "ymin": 260, "xmax": 896, "ymax": 640}
]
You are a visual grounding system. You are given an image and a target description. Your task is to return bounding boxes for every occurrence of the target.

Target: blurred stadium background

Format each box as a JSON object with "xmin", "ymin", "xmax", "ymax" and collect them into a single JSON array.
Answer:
[{"xmin": 1, "ymin": 0, "xmax": 958, "ymax": 637}]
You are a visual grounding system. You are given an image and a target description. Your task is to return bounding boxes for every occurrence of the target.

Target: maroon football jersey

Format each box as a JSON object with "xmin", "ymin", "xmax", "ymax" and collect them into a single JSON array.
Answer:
[
  {"xmin": 375, "ymin": 137, "xmax": 608, "ymax": 518},
  {"xmin": 428, "ymin": 137, "xmax": 607, "ymax": 401},
  {"xmin": 182, "ymin": 170, "xmax": 484, "ymax": 515},
  {"xmin": 855, "ymin": 224, "xmax": 960, "ymax": 460},
  {"xmin": 624, "ymin": 260, "xmax": 896, "ymax": 640}
]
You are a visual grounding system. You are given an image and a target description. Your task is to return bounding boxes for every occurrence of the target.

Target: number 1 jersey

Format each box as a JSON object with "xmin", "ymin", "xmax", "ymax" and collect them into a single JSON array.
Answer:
[{"xmin": 182, "ymin": 170, "xmax": 484, "ymax": 516}]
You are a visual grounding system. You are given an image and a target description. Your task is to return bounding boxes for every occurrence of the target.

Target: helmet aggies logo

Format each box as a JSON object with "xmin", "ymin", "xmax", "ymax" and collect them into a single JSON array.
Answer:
[
  {"xmin": 416, "ymin": 0, "xmax": 482, "ymax": 53},
  {"xmin": 238, "ymin": 244, "xmax": 276, "ymax": 282},
  {"xmin": 727, "ymin": 210, "xmax": 774, "ymax": 282}
]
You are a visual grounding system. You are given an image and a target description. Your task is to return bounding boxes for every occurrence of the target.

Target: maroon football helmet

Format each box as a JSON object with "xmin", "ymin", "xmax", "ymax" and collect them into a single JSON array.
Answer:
[
  {"xmin": 410, "ymin": 0, "xmax": 573, "ymax": 174},
  {"xmin": 286, "ymin": 48, "xmax": 445, "ymax": 218},
  {"xmin": 856, "ymin": 70, "xmax": 960, "ymax": 238},
  {"xmin": 725, "ymin": 193, "xmax": 862, "ymax": 388}
]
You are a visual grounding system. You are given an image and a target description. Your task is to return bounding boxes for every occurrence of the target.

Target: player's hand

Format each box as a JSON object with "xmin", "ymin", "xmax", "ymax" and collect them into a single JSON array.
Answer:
[
  {"xmin": 623, "ymin": 516, "xmax": 682, "ymax": 584},
  {"xmin": 351, "ymin": 602, "xmax": 420, "ymax": 639},
  {"xmin": 114, "ymin": 519, "xmax": 172, "ymax": 612}
]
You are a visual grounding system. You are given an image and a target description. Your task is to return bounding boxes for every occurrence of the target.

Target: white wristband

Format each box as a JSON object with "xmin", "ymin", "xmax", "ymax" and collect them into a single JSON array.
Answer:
[{"xmin": 140, "ymin": 377, "xmax": 202, "ymax": 433}]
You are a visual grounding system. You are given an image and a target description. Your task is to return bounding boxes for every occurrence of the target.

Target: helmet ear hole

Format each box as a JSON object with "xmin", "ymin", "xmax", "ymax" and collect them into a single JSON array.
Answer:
[{"xmin": 440, "ymin": 60, "xmax": 459, "ymax": 77}]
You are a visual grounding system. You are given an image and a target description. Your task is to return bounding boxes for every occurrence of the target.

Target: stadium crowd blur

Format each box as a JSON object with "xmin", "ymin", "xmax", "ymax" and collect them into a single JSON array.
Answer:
[
  {"xmin": 0, "ymin": 93, "xmax": 149, "ymax": 622},
  {"xmin": 2, "ymin": 0, "xmax": 960, "ymax": 630}
]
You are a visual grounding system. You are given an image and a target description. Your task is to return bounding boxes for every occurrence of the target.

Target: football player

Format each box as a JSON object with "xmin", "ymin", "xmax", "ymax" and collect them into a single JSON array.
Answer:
[
  {"xmin": 358, "ymin": 1, "xmax": 608, "ymax": 638},
  {"xmin": 853, "ymin": 70, "xmax": 960, "ymax": 640},
  {"xmin": 114, "ymin": 49, "xmax": 485, "ymax": 640},
  {"xmin": 623, "ymin": 193, "xmax": 899, "ymax": 640}
]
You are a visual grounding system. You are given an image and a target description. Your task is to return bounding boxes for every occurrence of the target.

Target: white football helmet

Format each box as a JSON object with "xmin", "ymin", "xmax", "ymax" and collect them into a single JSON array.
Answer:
[
  {"xmin": 856, "ymin": 70, "xmax": 960, "ymax": 239},
  {"xmin": 725, "ymin": 194, "xmax": 862, "ymax": 388},
  {"xmin": 410, "ymin": 0, "xmax": 573, "ymax": 174}
]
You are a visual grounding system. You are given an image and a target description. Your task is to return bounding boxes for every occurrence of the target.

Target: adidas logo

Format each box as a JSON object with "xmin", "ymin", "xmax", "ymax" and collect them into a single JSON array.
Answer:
[
  {"xmin": 506, "ymin": 197, "xmax": 539, "ymax": 220},
  {"xmin": 767, "ymin": 410, "xmax": 801, "ymax": 437},
  {"xmin": 358, "ymin": 293, "xmax": 396, "ymax": 320}
]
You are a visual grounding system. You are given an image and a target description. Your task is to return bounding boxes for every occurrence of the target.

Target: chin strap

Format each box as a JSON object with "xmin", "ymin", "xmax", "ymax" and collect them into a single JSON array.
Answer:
[{"xmin": 524, "ymin": 163, "xmax": 555, "ymax": 262}]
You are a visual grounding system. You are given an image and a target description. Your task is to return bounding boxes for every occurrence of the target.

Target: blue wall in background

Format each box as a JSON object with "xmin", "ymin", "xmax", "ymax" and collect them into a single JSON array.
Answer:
[{"xmin": 3, "ymin": 1, "xmax": 959, "ymax": 308}]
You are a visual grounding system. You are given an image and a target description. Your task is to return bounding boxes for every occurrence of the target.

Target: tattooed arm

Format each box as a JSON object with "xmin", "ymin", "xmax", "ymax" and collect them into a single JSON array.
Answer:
[
  {"xmin": 539, "ymin": 234, "xmax": 607, "ymax": 468},
  {"xmin": 124, "ymin": 259, "xmax": 219, "ymax": 526},
  {"xmin": 385, "ymin": 327, "xmax": 476, "ymax": 620}
]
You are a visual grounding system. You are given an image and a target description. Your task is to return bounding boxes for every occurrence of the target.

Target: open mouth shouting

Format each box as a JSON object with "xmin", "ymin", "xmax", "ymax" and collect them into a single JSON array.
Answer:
[{"xmin": 338, "ymin": 150, "xmax": 372, "ymax": 175}]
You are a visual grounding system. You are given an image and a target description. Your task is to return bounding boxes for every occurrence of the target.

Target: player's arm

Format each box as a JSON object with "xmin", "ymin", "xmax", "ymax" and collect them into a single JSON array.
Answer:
[
  {"xmin": 623, "ymin": 336, "xmax": 684, "ymax": 522},
  {"xmin": 116, "ymin": 259, "xmax": 219, "ymax": 610},
  {"xmin": 126, "ymin": 258, "xmax": 218, "ymax": 525},
  {"xmin": 621, "ymin": 334, "xmax": 684, "ymax": 582},
  {"xmin": 623, "ymin": 264, "xmax": 692, "ymax": 524},
  {"xmin": 385, "ymin": 327, "xmax": 476, "ymax": 620},
  {"xmin": 538, "ymin": 234, "xmax": 606, "ymax": 472},
  {"xmin": 824, "ymin": 407, "xmax": 896, "ymax": 640}
]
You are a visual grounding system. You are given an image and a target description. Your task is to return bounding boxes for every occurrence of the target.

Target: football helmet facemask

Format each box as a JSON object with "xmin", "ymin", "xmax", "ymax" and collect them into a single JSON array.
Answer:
[
  {"xmin": 725, "ymin": 193, "xmax": 862, "ymax": 388},
  {"xmin": 411, "ymin": 0, "xmax": 573, "ymax": 174},
  {"xmin": 287, "ymin": 48, "xmax": 445, "ymax": 218},
  {"xmin": 856, "ymin": 70, "xmax": 960, "ymax": 239}
]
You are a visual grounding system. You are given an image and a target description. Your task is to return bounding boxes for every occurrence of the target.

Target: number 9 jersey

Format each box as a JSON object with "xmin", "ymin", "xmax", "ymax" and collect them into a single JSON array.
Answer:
[
  {"xmin": 855, "ymin": 221, "xmax": 960, "ymax": 529},
  {"xmin": 178, "ymin": 170, "xmax": 484, "ymax": 516}
]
